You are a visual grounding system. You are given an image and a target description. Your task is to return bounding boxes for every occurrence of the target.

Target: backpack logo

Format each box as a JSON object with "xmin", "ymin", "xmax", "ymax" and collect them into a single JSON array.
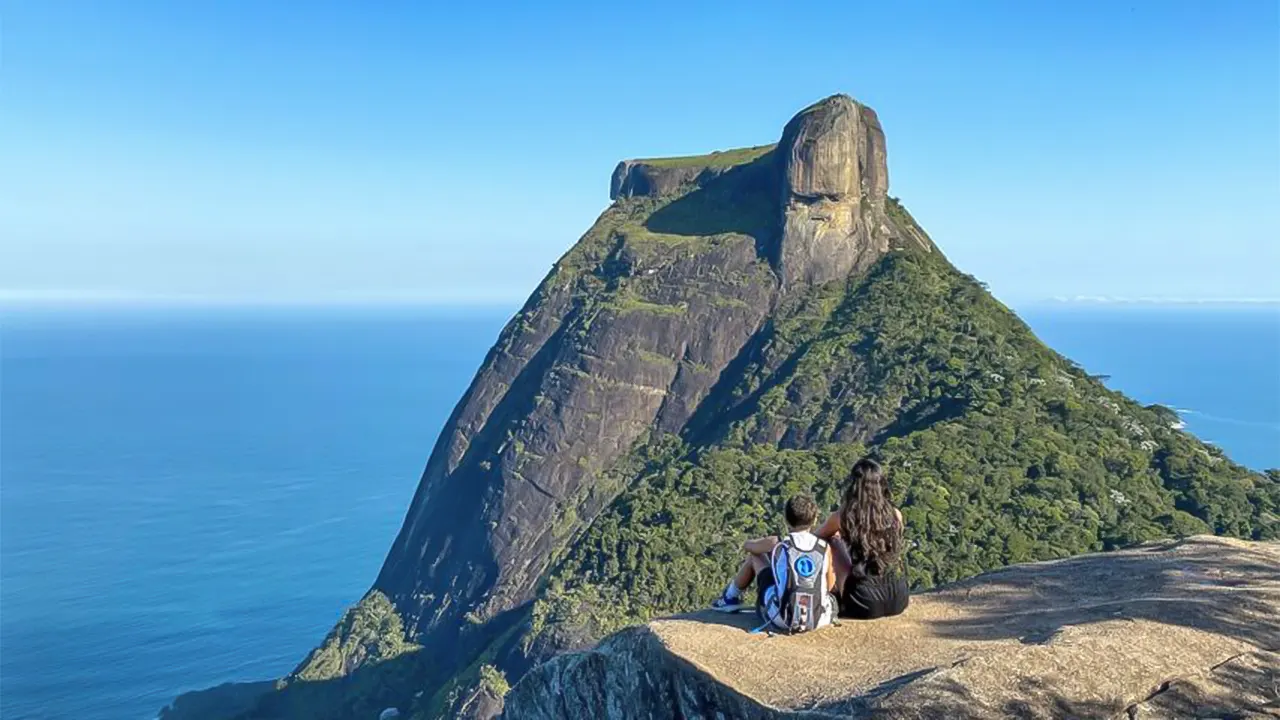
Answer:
[{"xmin": 794, "ymin": 555, "xmax": 816, "ymax": 578}]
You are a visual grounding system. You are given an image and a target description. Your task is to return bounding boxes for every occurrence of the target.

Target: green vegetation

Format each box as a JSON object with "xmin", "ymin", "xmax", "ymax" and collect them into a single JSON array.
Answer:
[
  {"xmin": 604, "ymin": 291, "xmax": 688, "ymax": 317},
  {"xmin": 412, "ymin": 624, "xmax": 521, "ymax": 720},
  {"xmin": 633, "ymin": 143, "xmax": 775, "ymax": 169},
  {"xmin": 523, "ymin": 204, "xmax": 1280, "ymax": 646},
  {"xmin": 533, "ymin": 157, "xmax": 776, "ymax": 342},
  {"xmin": 477, "ymin": 664, "xmax": 510, "ymax": 698},
  {"xmin": 635, "ymin": 348, "xmax": 679, "ymax": 370},
  {"xmin": 245, "ymin": 592, "xmax": 427, "ymax": 720},
  {"xmin": 535, "ymin": 443, "xmax": 867, "ymax": 630},
  {"xmin": 291, "ymin": 591, "xmax": 419, "ymax": 683}
]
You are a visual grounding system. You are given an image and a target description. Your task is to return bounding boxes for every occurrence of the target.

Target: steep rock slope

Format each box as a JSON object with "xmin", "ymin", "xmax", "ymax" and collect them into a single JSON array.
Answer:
[
  {"xmin": 372, "ymin": 95, "xmax": 908, "ymax": 643},
  {"xmin": 217, "ymin": 94, "xmax": 1278, "ymax": 720},
  {"xmin": 505, "ymin": 536, "xmax": 1280, "ymax": 719}
]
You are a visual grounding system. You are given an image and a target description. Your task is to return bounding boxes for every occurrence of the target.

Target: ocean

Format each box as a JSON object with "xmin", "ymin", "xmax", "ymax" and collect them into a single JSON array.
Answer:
[{"xmin": 1, "ymin": 305, "xmax": 1277, "ymax": 720}]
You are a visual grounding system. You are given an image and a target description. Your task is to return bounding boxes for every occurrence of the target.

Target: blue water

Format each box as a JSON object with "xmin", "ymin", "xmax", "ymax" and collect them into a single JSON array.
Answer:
[
  {"xmin": 1, "ymin": 307, "xmax": 510, "ymax": 720},
  {"xmin": 1, "ymin": 305, "xmax": 1277, "ymax": 720},
  {"xmin": 1021, "ymin": 306, "xmax": 1280, "ymax": 471}
]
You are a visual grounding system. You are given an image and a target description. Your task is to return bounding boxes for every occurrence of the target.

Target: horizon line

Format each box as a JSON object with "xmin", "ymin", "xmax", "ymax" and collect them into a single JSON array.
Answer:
[
  {"xmin": 0, "ymin": 289, "xmax": 528, "ymax": 309},
  {"xmin": 2, "ymin": 289, "xmax": 1279, "ymax": 311}
]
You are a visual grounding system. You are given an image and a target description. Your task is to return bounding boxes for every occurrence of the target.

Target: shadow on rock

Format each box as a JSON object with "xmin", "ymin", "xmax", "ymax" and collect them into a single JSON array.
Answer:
[
  {"xmin": 644, "ymin": 153, "xmax": 779, "ymax": 255},
  {"xmin": 924, "ymin": 537, "xmax": 1280, "ymax": 649}
]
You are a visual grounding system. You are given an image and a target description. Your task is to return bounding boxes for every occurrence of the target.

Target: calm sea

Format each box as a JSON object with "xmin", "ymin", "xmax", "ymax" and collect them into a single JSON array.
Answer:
[{"xmin": 1, "ymin": 305, "xmax": 1277, "ymax": 720}]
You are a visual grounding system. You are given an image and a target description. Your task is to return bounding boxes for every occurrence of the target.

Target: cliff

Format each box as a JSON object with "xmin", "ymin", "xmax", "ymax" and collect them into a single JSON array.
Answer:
[
  {"xmin": 184, "ymin": 93, "xmax": 1280, "ymax": 720},
  {"xmin": 505, "ymin": 536, "xmax": 1280, "ymax": 719}
]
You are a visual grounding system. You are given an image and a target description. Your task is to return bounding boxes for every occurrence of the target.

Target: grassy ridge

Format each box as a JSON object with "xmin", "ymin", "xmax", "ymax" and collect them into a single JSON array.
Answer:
[{"xmin": 632, "ymin": 144, "xmax": 776, "ymax": 169}]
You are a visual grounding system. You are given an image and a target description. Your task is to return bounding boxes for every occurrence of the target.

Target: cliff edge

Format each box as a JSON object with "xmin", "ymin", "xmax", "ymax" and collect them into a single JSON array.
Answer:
[{"xmin": 504, "ymin": 536, "xmax": 1280, "ymax": 719}]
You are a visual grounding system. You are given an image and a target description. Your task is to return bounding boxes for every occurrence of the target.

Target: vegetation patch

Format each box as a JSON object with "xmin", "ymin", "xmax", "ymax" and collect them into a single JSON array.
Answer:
[
  {"xmin": 633, "ymin": 144, "xmax": 775, "ymax": 169},
  {"xmin": 291, "ymin": 591, "xmax": 420, "ymax": 683},
  {"xmin": 604, "ymin": 290, "xmax": 688, "ymax": 317}
]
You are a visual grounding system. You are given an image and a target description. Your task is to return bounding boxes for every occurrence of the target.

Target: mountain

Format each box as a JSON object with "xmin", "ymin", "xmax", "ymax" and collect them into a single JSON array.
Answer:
[{"xmin": 202, "ymin": 94, "xmax": 1279, "ymax": 720}]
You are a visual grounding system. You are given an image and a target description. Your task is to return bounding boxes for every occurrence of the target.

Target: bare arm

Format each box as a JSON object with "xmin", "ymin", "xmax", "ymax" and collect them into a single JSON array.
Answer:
[
  {"xmin": 825, "ymin": 544, "xmax": 837, "ymax": 589},
  {"xmin": 743, "ymin": 535, "xmax": 780, "ymax": 555},
  {"xmin": 815, "ymin": 510, "xmax": 841, "ymax": 540}
]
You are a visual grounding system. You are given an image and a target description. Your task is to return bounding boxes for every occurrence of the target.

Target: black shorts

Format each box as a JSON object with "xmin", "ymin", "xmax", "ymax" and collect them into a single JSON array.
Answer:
[
  {"xmin": 839, "ymin": 572, "xmax": 909, "ymax": 620},
  {"xmin": 754, "ymin": 567, "xmax": 777, "ymax": 621}
]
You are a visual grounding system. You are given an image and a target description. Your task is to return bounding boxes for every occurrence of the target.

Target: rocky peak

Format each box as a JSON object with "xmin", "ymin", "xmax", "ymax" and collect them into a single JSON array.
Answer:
[
  {"xmin": 776, "ymin": 93, "xmax": 892, "ymax": 291},
  {"xmin": 608, "ymin": 94, "xmax": 896, "ymax": 291},
  {"xmin": 780, "ymin": 94, "xmax": 888, "ymax": 201}
]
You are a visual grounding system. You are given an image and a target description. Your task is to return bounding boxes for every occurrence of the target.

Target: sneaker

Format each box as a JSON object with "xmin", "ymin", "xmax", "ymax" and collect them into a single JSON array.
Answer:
[{"xmin": 711, "ymin": 592, "xmax": 745, "ymax": 613}]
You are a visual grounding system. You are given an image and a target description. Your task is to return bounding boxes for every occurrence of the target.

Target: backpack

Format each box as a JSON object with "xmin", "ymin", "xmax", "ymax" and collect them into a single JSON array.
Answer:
[{"xmin": 762, "ymin": 533, "xmax": 830, "ymax": 633}]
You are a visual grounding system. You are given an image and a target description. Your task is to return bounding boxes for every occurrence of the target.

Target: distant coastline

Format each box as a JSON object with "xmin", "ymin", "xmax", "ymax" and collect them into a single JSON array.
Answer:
[{"xmin": 3, "ymin": 290, "xmax": 1278, "ymax": 312}]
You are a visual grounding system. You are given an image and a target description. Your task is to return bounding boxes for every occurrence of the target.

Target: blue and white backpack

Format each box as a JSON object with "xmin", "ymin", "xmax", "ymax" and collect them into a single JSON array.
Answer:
[{"xmin": 760, "ymin": 531, "xmax": 832, "ymax": 633}]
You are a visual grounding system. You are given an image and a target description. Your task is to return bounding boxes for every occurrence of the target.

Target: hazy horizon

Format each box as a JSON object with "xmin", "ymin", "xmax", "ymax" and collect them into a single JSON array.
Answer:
[{"xmin": 3, "ymin": 291, "xmax": 1279, "ymax": 312}]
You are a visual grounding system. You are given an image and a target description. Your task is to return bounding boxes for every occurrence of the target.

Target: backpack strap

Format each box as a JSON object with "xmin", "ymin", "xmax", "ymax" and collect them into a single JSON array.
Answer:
[
  {"xmin": 801, "ymin": 537, "xmax": 830, "ymax": 629},
  {"xmin": 758, "ymin": 539, "xmax": 791, "ymax": 631}
]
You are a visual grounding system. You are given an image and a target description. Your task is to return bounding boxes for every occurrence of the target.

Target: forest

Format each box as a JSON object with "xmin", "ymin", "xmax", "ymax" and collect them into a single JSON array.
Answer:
[{"xmin": 528, "ymin": 234, "xmax": 1279, "ymax": 647}]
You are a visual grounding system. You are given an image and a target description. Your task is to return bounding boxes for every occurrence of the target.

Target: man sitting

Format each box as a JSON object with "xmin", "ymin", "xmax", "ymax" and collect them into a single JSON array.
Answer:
[{"xmin": 710, "ymin": 494, "xmax": 838, "ymax": 633}]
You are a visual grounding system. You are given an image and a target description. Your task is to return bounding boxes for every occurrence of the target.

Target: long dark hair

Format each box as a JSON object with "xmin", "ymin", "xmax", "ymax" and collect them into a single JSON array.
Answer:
[{"xmin": 839, "ymin": 458, "xmax": 901, "ymax": 573}]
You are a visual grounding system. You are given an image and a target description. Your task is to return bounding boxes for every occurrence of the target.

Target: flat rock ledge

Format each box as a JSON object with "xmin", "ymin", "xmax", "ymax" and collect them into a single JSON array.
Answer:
[{"xmin": 503, "ymin": 536, "xmax": 1280, "ymax": 719}]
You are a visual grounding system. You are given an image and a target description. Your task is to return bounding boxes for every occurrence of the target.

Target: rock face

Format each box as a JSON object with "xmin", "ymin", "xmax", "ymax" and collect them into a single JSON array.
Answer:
[
  {"xmin": 609, "ymin": 145, "xmax": 776, "ymax": 200},
  {"xmin": 503, "ymin": 536, "xmax": 1280, "ymax": 719},
  {"xmin": 611, "ymin": 95, "xmax": 897, "ymax": 292},
  {"xmin": 367, "ymin": 95, "xmax": 905, "ymax": 648},
  {"xmin": 610, "ymin": 159, "xmax": 703, "ymax": 199},
  {"xmin": 372, "ymin": 213, "xmax": 777, "ymax": 637},
  {"xmin": 777, "ymin": 95, "xmax": 893, "ymax": 290}
]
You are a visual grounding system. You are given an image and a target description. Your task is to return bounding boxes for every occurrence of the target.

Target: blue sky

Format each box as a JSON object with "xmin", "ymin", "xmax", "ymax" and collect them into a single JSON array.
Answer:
[{"xmin": 2, "ymin": 0, "xmax": 1277, "ymax": 305}]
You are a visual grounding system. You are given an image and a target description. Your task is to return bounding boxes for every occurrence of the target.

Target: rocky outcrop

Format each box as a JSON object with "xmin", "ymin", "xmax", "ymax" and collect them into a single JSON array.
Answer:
[
  {"xmin": 777, "ymin": 94, "xmax": 892, "ymax": 290},
  {"xmin": 611, "ymin": 95, "xmax": 899, "ymax": 293},
  {"xmin": 504, "ymin": 536, "xmax": 1280, "ymax": 719},
  {"xmin": 610, "ymin": 161, "xmax": 705, "ymax": 200},
  {"xmin": 609, "ymin": 146, "xmax": 775, "ymax": 200}
]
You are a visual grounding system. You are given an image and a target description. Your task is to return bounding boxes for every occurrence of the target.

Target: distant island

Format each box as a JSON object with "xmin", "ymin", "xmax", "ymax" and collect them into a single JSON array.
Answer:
[{"xmin": 167, "ymin": 93, "xmax": 1279, "ymax": 720}]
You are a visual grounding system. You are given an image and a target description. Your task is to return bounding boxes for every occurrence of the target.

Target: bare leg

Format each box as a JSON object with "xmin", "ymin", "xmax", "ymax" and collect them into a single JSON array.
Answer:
[
  {"xmin": 731, "ymin": 555, "xmax": 755, "ymax": 591},
  {"xmin": 731, "ymin": 553, "xmax": 773, "ymax": 592}
]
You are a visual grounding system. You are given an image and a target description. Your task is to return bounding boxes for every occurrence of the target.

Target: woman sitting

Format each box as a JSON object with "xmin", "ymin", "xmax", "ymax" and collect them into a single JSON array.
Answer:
[{"xmin": 815, "ymin": 457, "xmax": 910, "ymax": 619}]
